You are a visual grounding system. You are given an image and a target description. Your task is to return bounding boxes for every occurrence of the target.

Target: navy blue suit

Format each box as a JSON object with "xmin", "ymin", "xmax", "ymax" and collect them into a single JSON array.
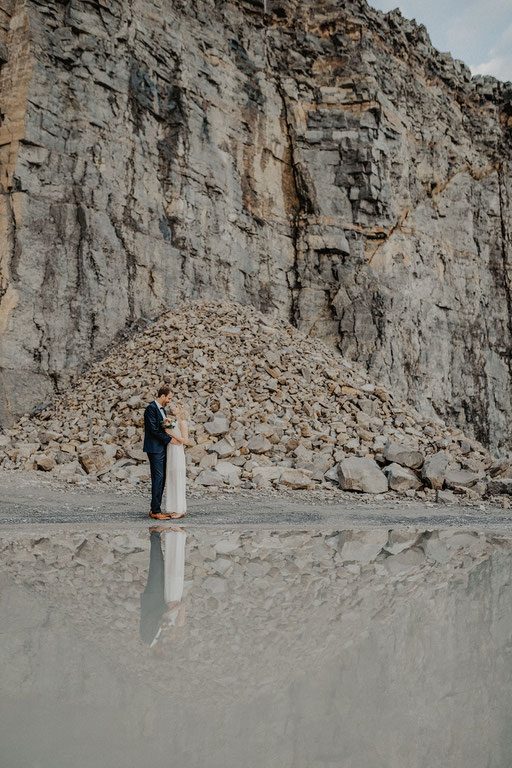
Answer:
[{"xmin": 143, "ymin": 401, "xmax": 171, "ymax": 514}]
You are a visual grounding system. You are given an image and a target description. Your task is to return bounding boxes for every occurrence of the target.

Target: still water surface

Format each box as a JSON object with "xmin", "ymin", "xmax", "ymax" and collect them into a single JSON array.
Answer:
[{"xmin": 1, "ymin": 527, "xmax": 511, "ymax": 768}]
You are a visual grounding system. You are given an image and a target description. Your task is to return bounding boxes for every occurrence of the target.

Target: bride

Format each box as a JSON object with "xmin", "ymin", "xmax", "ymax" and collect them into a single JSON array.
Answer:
[{"xmin": 164, "ymin": 401, "xmax": 190, "ymax": 519}]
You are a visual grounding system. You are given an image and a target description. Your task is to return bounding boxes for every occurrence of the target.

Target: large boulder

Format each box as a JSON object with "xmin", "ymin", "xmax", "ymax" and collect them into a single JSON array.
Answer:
[
  {"xmin": 52, "ymin": 460, "xmax": 85, "ymax": 479},
  {"xmin": 382, "ymin": 441, "xmax": 424, "ymax": 469},
  {"xmin": 337, "ymin": 457, "xmax": 388, "ymax": 494},
  {"xmin": 279, "ymin": 468, "xmax": 313, "ymax": 489},
  {"xmin": 421, "ymin": 452, "xmax": 449, "ymax": 489},
  {"xmin": 199, "ymin": 453, "xmax": 218, "ymax": 469},
  {"xmin": 204, "ymin": 416, "xmax": 230, "ymax": 436},
  {"xmin": 435, "ymin": 489, "xmax": 459, "ymax": 505},
  {"xmin": 34, "ymin": 453, "xmax": 55, "ymax": 471},
  {"xmin": 125, "ymin": 447, "xmax": 146, "ymax": 463},
  {"xmin": 383, "ymin": 462, "xmax": 422, "ymax": 491},
  {"xmin": 195, "ymin": 468, "xmax": 224, "ymax": 486},
  {"xmin": 211, "ymin": 437, "xmax": 235, "ymax": 458},
  {"xmin": 215, "ymin": 461, "xmax": 242, "ymax": 482},
  {"xmin": 18, "ymin": 442, "xmax": 40, "ymax": 460},
  {"xmin": 444, "ymin": 469, "xmax": 482, "ymax": 489},
  {"xmin": 252, "ymin": 465, "xmax": 284, "ymax": 487},
  {"xmin": 247, "ymin": 435, "xmax": 272, "ymax": 454},
  {"xmin": 78, "ymin": 445, "xmax": 115, "ymax": 475},
  {"xmin": 125, "ymin": 464, "xmax": 151, "ymax": 483}
]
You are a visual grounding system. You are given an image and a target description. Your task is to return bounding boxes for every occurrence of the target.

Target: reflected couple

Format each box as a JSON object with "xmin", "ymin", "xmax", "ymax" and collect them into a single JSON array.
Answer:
[{"xmin": 140, "ymin": 526, "xmax": 187, "ymax": 650}]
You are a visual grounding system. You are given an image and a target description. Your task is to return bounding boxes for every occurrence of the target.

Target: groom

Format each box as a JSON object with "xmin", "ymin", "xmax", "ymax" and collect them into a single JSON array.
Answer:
[{"xmin": 143, "ymin": 384, "xmax": 173, "ymax": 520}]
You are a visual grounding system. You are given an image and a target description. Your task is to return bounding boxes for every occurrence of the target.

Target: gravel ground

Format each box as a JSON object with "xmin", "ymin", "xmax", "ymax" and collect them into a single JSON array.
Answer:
[{"xmin": 2, "ymin": 468, "xmax": 512, "ymax": 532}]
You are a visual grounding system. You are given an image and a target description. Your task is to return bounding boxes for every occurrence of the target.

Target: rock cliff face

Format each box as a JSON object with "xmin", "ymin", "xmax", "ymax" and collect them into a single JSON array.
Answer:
[{"xmin": 1, "ymin": 0, "xmax": 512, "ymax": 451}]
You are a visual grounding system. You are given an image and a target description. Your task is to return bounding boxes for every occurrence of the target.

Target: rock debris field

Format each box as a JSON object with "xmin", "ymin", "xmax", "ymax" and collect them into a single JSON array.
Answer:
[{"xmin": 1, "ymin": 301, "xmax": 511, "ymax": 506}]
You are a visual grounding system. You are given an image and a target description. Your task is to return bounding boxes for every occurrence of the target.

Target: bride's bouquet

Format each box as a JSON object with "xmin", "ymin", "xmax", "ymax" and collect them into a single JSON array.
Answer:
[{"xmin": 161, "ymin": 416, "xmax": 177, "ymax": 431}]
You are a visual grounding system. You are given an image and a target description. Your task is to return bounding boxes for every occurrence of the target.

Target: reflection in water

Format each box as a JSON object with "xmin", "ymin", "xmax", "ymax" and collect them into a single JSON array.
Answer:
[
  {"xmin": 1, "ymin": 527, "xmax": 512, "ymax": 767},
  {"xmin": 140, "ymin": 528, "xmax": 187, "ymax": 647}
]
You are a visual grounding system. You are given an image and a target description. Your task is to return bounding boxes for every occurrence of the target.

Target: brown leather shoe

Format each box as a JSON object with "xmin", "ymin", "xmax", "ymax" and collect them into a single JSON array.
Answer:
[{"xmin": 149, "ymin": 510, "xmax": 171, "ymax": 520}]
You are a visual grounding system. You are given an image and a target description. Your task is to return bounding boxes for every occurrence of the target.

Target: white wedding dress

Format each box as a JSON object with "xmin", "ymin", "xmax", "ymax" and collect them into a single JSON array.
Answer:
[
  {"xmin": 163, "ymin": 529, "xmax": 187, "ymax": 604},
  {"xmin": 164, "ymin": 423, "xmax": 187, "ymax": 515}
]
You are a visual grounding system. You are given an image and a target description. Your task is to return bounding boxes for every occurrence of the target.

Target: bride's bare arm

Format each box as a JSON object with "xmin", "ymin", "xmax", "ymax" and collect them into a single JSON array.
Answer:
[
  {"xmin": 178, "ymin": 420, "xmax": 190, "ymax": 445},
  {"xmin": 165, "ymin": 428, "xmax": 185, "ymax": 444}
]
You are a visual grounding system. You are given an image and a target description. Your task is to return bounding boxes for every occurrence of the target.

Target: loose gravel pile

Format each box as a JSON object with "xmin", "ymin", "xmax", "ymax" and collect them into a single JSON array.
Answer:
[{"xmin": 1, "ymin": 301, "xmax": 508, "ymax": 503}]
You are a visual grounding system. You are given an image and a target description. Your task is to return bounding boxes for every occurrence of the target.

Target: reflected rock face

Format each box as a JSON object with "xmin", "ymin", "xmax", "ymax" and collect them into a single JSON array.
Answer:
[{"xmin": 1, "ymin": 527, "xmax": 512, "ymax": 767}]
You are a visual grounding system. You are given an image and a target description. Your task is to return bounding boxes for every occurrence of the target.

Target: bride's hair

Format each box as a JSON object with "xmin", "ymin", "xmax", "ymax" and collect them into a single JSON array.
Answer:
[{"xmin": 175, "ymin": 402, "xmax": 191, "ymax": 421}]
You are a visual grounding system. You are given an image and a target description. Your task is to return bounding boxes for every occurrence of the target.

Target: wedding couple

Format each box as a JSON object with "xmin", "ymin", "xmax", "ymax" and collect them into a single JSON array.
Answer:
[{"xmin": 143, "ymin": 384, "xmax": 189, "ymax": 521}]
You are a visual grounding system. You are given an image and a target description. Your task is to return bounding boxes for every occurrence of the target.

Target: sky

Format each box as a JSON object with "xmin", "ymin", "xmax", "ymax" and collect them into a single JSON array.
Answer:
[{"xmin": 368, "ymin": 0, "xmax": 512, "ymax": 82}]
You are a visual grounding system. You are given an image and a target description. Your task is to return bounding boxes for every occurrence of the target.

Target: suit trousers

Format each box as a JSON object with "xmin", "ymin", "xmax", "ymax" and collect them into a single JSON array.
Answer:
[
  {"xmin": 139, "ymin": 531, "xmax": 166, "ymax": 645},
  {"xmin": 147, "ymin": 450, "xmax": 167, "ymax": 514}
]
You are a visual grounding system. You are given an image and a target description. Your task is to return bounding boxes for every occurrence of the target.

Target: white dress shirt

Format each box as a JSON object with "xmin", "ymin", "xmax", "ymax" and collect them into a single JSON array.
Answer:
[{"xmin": 154, "ymin": 400, "xmax": 166, "ymax": 420}]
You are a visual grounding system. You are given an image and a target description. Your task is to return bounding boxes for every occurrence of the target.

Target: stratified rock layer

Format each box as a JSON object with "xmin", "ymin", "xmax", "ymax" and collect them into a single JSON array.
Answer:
[{"xmin": 1, "ymin": 0, "xmax": 511, "ymax": 452}]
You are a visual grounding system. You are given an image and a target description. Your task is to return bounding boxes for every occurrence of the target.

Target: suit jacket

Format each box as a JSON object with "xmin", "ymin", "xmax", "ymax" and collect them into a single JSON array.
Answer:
[{"xmin": 143, "ymin": 401, "xmax": 171, "ymax": 454}]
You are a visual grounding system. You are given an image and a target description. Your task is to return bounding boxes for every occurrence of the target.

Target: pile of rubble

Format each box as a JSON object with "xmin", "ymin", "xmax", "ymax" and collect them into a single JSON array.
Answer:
[{"xmin": 0, "ymin": 301, "xmax": 509, "ymax": 502}]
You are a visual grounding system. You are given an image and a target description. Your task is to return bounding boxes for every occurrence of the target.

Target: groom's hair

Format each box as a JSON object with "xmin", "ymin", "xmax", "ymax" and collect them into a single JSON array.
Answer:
[{"xmin": 157, "ymin": 384, "xmax": 171, "ymax": 398}]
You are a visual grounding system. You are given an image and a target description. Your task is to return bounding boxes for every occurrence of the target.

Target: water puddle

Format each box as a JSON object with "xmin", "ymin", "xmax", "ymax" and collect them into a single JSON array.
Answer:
[{"xmin": 1, "ymin": 527, "xmax": 511, "ymax": 767}]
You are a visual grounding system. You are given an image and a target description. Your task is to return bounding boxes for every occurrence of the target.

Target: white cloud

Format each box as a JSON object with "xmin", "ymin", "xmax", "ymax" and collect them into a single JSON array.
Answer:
[
  {"xmin": 472, "ymin": 57, "xmax": 512, "ymax": 81},
  {"xmin": 369, "ymin": 1, "xmax": 512, "ymax": 82},
  {"xmin": 470, "ymin": 21, "xmax": 512, "ymax": 81}
]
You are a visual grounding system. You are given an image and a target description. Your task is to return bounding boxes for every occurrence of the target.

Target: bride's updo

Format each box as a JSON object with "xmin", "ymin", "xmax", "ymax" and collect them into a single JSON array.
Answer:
[{"xmin": 174, "ymin": 402, "xmax": 191, "ymax": 421}]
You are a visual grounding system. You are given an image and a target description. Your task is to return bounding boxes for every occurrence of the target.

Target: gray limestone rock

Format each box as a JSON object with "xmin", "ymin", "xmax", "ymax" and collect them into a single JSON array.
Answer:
[
  {"xmin": 195, "ymin": 468, "xmax": 224, "ymax": 487},
  {"xmin": 337, "ymin": 457, "xmax": 388, "ymax": 494},
  {"xmin": 52, "ymin": 460, "xmax": 84, "ymax": 479},
  {"xmin": 210, "ymin": 438, "xmax": 235, "ymax": 458},
  {"xmin": 78, "ymin": 445, "xmax": 114, "ymax": 475},
  {"xmin": 444, "ymin": 469, "xmax": 482, "ymax": 489},
  {"xmin": 382, "ymin": 442, "xmax": 424, "ymax": 470},
  {"xmin": 204, "ymin": 417, "xmax": 230, "ymax": 437},
  {"xmin": 323, "ymin": 466, "xmax": 339, "ymax": 484},
  {"xmin": 199, "ymin": 453, "xmax": 218, "ymax": 469},
  {"xmin": 383, "ymin": 463, "xmax": 422, "ymax": 492},
  {"xmin": 215, "ymin": 461, "xmax": 242, "ymax": 481},
  {"xmin": 435, "ymin": 489, "xmax": 459, "ymax": 505},
  {"xmin": 34, "ymin": 454, "xmax": 55, "ymax": 472},
  {"xmin": 279, "ymin": 468, "xmax": 313, "ymax": 489},
  {"xmin": 422, "ymin": 452, "xmax": 450, "ymax": 490},
  {"xmin": 252, "ymin": 465, "xmax": 284, "ymax": 484},
  {"xmin": 247, "ymin": 435, "xmax": 272, "ymax": 454}
]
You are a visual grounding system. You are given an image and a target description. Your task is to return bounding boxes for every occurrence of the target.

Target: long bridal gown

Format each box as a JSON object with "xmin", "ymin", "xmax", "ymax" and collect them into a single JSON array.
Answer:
[
  {"xmin": 164, "ymin": 423, "xmax": 187, "ymax": 516},
  {"xmin": 163, "ymin": 529, "xmax": 187, "ymax": 604}
]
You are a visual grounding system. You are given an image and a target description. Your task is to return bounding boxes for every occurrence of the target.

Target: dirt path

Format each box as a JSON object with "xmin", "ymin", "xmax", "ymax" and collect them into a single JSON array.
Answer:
[{"xmin": 1, "ymin": 469, "xmax": 512, "ymax": 532}]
